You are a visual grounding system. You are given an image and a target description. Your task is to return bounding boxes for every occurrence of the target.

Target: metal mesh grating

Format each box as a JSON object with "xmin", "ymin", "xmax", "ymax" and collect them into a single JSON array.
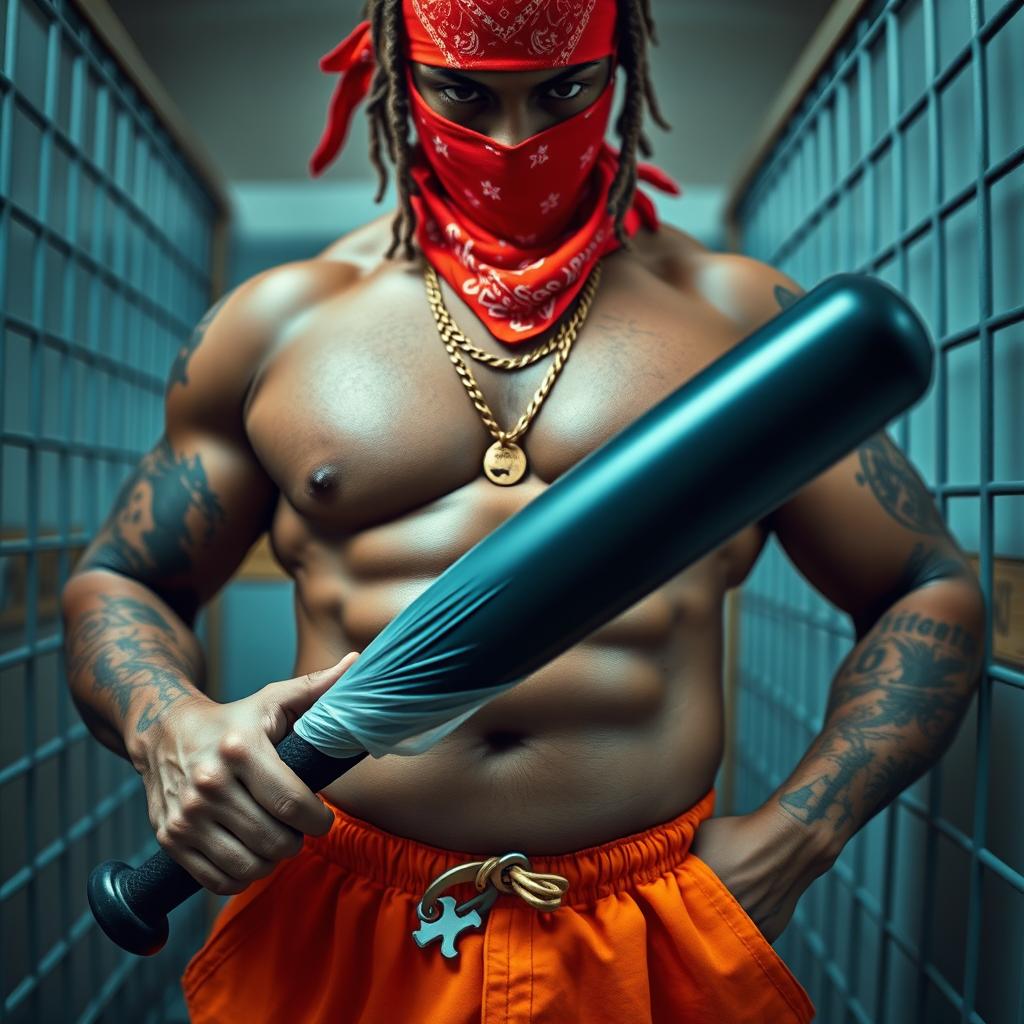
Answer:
[
  {"xmin": 730, "ymin": 0, "xmax": 1023, "ymax": 1021},
  {"xmin": 0, "ymin": 0, "xmax": 221, "ymax": 1020}
]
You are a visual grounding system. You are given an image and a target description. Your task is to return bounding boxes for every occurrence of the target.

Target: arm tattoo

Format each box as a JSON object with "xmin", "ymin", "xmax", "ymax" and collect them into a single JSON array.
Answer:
[
  {"xmin": 774, "ymin": 285, "xmax": 800, "ymax": 311},
  {"xmin": 67, "ymin": 595, "xmax": 196, "ymax": 733},
  {"xmin": 777, "ymin": 616, "xmax": 978, "ymax": 834},
  {"xmin": 855, "ymin": 432, "xmax": 947, "ymax": 535},
  {"xmin": 79, "ymin": 437, "xmax": 225, "ymax": 615},
  {"xmin": 166, "ymin": 292, "xmax": 231, "ymax": 394}
]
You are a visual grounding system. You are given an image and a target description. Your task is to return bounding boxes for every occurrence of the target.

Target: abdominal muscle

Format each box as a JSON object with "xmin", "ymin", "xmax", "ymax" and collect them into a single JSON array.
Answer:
[{"xmin": 308, "ymin": 589, "xmax": 727, "ymax": 855}]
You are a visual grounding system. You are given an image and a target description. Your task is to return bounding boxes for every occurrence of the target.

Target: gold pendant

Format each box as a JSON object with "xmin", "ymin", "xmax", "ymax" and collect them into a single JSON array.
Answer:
[{"xmin": 483, "ymin": 441, "xmax": 527, "ymax": 486}]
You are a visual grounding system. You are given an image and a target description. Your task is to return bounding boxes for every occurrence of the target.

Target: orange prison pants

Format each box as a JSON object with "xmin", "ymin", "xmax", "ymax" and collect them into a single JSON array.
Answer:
[{"xmin": 182, "ymin": 788, "xmax": 815, "ymax": 1023}]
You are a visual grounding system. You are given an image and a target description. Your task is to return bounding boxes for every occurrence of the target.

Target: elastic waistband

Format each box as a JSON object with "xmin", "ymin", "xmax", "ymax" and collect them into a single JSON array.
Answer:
[{"xmin": 309, "ymin": 788, "xmax": 716, "ymax": 907}]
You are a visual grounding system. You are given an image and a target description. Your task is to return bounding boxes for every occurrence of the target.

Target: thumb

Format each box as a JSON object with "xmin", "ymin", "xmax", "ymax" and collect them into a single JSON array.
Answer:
[{"xmin": 260, "ymin": 652, "xmax": 359, "ymax": 740}]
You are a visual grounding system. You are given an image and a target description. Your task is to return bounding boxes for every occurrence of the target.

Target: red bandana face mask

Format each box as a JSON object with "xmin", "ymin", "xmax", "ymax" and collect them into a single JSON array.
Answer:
[
  {"xmin": 408, "ymin": 75, "xmax": 615, "ymax": 247},
  {"xmin": 309, "ymin": 2, "xmax": 681, "ymax": 342}
]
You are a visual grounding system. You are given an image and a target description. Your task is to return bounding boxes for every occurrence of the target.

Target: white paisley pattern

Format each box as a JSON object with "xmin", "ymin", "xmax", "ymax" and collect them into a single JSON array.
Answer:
[
  {"xmin": 411, "ymin": 0, "xmax": 599, "ymax": 66},
  {"xmin": 444, "ymin": 221, "xmax": 608, "ymax": 333}
]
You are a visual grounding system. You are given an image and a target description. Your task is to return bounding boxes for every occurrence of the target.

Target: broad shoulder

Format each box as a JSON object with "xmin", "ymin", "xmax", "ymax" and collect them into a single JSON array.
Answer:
[
  {"xmin": 167, "ymin": 253, "xmax": 378, "ymax": 438},
  {"xmin": 206, "ymin": 211, "xmax": 396, "ymax": 351},
  {"xmin": 180, "ymin": 259, "xmax": 356, "ymax": 386},
  {"xmin": 182, "ymin": 213, "xmax": 403, "ymax": 389},
  {"xmin": 691, "ymin": 249, "xmax": 806, "ymax": 335},
  {"xmin": 633, "ymin": 224, "xmax": 806, "ymax": 336},
  {"xmin": 209, "ymin": 214, "xmax": 807, "ymax": 388}
]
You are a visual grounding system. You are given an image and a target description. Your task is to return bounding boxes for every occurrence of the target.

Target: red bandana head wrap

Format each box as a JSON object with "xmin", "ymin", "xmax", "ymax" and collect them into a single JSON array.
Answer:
[
  {"xmin": 404, "ymin": 0, "xmax": 615, "ymax": 69},
  {"xmin": 310, "ymin": 1, "xmax": 680, "ymax": 342}
]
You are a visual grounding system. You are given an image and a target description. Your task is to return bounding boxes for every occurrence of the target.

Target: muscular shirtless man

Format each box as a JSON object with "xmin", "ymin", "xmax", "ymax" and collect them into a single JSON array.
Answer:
[{"xmin": 61, "ymin": 1, "xmax": 985, "ymax": 1021}]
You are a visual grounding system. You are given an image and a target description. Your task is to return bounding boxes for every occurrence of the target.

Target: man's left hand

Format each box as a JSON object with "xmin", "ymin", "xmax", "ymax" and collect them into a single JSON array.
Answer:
[{"xmin": 688, "ymin": 803, "xmax": 838, "ymax": 944}]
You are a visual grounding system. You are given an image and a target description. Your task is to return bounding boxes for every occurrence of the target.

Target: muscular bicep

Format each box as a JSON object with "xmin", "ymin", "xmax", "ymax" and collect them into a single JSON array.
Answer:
[
  {"xmin": 75, "ymin": 292, "xmax": 277, "ymax": 623},
  {"xmin": 766, "ymin": 430, "xmax": 979, "ymax": 637},
  {"xmin": 76, "ymin": 432, "xmax": 275, "ymax": 621},
  {"xmin": 72, "ymin": 258, "xmax": 366, "ymax": 619}
]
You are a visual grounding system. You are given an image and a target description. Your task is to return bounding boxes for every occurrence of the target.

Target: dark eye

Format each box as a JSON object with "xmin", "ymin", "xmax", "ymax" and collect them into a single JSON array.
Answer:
[
  {"xmin": 547, "ymin": 81, "xmax": 585, "ymax": 101},
  {"xmin": 439, "ymin": 85, "xmax": 483, "ymax": 104}
]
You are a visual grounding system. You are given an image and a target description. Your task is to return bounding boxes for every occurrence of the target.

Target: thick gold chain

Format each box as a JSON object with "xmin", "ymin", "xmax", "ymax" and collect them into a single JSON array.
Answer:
[
  {"xmin": 425, "ymin": 265, "xmax": 570, "ymax": 369},
  {"xmin": 424, "ymin": 262, "xmax": 602, "ymax": 445}
]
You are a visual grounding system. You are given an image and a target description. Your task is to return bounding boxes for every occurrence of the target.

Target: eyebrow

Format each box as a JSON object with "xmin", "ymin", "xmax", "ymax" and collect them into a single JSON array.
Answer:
[{"xmin": 420, "ymin": 61, "xmax": 604, "ymax": 89}]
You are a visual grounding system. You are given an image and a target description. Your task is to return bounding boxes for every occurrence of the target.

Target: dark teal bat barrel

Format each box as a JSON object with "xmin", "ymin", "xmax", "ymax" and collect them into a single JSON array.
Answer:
[
  {"xmin": 466, "ymin": 272, "xmax": 930, "ymax": 656},
  {"xmin": 88, "ymin": 272, "xmax": 932, "ymax": 954}
]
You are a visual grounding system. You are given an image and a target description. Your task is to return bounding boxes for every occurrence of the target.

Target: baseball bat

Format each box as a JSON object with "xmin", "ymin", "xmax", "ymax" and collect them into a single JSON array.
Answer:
[{"xmin": 88, "ymin": 273, "xmax": 932, "ymax": 954}]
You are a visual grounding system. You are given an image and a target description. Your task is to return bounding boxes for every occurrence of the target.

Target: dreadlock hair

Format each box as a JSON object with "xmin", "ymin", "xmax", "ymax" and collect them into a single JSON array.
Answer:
[{"xmin": 363, "ymin": 0, "xmax": 669, "ymax": 260}]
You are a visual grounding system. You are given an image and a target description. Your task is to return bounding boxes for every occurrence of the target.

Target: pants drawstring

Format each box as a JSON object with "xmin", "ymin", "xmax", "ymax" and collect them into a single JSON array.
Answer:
[{"xmin": 412, "ymin": 853, "xmax": 571, "ymax": 958}]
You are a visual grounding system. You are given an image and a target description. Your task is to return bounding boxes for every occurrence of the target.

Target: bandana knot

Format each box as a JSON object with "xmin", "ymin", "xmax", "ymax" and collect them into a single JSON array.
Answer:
[{"xmin": 309, "ymin": 21, "xmax": 375, "ymax": 178}]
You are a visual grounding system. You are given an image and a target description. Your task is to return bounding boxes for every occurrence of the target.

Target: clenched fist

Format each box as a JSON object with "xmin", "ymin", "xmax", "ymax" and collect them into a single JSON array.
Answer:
[{"xmin": 132, "ymin": 653, "xmax": 359, "ymax": 895}]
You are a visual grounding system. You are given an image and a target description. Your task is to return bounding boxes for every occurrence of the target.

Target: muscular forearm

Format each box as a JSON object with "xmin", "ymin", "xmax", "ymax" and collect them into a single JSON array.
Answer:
[
  {"xmin": 61, "ymin": 569, "xmax": 208, "ymax": 764},
  {"xmin": 763, "ymin": 576, "xmax": 985, "ymax": 867}
]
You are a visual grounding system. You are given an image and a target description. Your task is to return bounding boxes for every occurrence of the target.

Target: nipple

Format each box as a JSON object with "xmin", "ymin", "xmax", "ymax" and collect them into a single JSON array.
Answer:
[{"xmin": 306, "ymin": 463, "xmax": 340, "ymax": 499}]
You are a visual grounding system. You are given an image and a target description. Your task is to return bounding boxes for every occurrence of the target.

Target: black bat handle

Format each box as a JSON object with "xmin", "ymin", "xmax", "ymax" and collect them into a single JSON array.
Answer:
[{"xmin": 87, "ymin": 733, "xmax": 367, "ymax": 956}]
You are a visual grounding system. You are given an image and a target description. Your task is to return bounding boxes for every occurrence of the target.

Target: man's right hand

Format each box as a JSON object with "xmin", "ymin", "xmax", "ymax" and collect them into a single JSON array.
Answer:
[{"xmin": 133, "ymin": 653, "xmax": 360, "ymax": 895}]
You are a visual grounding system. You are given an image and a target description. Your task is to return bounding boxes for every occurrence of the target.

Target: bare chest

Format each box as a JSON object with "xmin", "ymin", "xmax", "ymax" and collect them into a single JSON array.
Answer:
[{"xmin": 245, "ymin": 259, "xmax": 742, "ymax": 537}]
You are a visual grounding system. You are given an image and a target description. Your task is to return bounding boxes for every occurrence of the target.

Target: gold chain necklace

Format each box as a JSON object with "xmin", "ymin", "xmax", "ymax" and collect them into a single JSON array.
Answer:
[{"xmin": 424, "ymin": 262, "xmax": 602, "ymax": 485}]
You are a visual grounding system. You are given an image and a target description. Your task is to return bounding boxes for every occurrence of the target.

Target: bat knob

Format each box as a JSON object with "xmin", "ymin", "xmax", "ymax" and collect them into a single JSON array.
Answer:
[{"xmin": 88, "ymin": 860, "xmax": 169, "ymax": 956}]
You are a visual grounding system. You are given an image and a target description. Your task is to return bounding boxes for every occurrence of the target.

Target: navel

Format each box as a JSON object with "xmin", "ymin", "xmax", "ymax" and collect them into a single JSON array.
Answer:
[{"xmin": 481, "ymin": 730, "xmax": 530, "ymax": 755}]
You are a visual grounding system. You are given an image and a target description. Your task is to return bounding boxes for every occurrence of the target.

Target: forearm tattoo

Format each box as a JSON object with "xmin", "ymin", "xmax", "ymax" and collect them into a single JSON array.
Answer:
[
  {"xmin": 777, "ymin": 608, "xmax": 979, "ymax": 835},
  {"xmin": 67, "ymin": 594, "xmax": 197, "ymax": 733}
]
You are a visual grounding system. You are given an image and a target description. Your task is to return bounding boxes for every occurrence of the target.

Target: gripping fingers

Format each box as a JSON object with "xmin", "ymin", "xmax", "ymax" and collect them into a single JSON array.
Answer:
[
  {"xmin": 173, "ymin": 824, "xmax": 276, "ymax": 895},
  {"xmin": 204, "ymin": 822, "xmax": 277, "ymax": 885},
  {"xmin": 212, "ymin": 784, "xmax": 305, "ymax": 862},
  {"xmin": 155, "ymin": 776, "xmax": 288, "ymax": 893},
  {"xmin": 171, "ymin": 846, "xmax": 250, "ymax": 897},
  {"xmin": 155, "ymin": 814, "xmax": 259, "ymax": 896},
  {"xmin": 226, "ymin": 734, "xmax": 335, "ymax": 836}
]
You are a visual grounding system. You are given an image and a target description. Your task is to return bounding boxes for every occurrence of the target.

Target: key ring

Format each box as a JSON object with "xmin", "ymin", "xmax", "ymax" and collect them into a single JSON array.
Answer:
[{"xmin": 417, "ymin": 853, "xmax": 531, "ymax": 922}]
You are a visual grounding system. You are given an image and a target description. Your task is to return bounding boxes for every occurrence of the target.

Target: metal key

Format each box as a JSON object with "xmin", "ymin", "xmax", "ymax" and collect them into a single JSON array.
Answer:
[{"xmin": 412, "ymin": 853, "xmax": 530, "ymax": 959}]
